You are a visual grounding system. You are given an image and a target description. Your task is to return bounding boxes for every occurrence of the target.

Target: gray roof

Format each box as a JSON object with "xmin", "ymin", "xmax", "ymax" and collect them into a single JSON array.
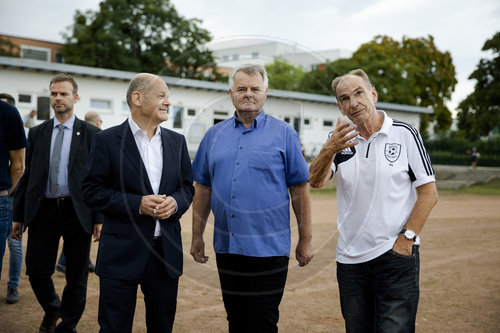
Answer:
[{"xmin": 0, "ymin": 56, "xmax": 433, "ymax": 114}]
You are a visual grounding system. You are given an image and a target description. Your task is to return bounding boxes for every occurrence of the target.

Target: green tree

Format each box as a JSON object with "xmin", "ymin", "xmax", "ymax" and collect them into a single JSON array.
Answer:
[
  {"xmin": 60, "ymin": 0, "xmax": 220, "ymax": 80},
  {"xmin": 0, "ymin": 36, "xmax": 20, "ymax": 57},
  {"xmin": 344, "ymin": 35, "xmax": 456, "ymax": 135},
  {"xmin": 300, "ymin": 59, "xmax": 354, "ymax": 95},
  {"xmin": 265, "ymin": 58, "xmax": 305, "ymax": 91},
  {"xmin": 299, "ymin": 35, "xmax": 457, "ymax": 135},
  {"xmin": 457, "ymin": 32, "xmax": 500, "ymax": 140}
]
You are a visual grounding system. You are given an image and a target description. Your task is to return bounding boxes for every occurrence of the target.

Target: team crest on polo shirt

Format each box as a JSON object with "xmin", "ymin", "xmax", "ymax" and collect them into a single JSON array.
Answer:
[{"xmin": 385, "ymin": 143, "xmax": 401, "ymax": 162}]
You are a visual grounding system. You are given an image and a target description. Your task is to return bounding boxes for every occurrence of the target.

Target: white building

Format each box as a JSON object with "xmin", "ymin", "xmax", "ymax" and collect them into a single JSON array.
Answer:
[
  {"xmin": 210, "ymin": 38, "xmax": 352, "ymax": 71},
  {"xmin": 0, "ymin": 56, "xmax": 432, "ymax": 158}
]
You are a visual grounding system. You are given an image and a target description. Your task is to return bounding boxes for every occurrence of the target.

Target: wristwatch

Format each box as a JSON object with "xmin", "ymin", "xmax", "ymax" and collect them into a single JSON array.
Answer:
[{"xmin": 400, "ymin": 229, "xmax": 416, "ymax": 242}]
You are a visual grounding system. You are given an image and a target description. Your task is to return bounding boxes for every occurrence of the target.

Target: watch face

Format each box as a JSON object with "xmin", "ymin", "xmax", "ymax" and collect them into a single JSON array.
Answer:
[{"xmin": 404, "ymin": 230, "xmax": 416, "ymax": 240}]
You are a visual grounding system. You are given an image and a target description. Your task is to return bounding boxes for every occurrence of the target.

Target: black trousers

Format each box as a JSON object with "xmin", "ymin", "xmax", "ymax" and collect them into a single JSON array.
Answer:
[
  {"xmin": 26, "ymin": 198, "xmax": 91, "ymax": 333},
  {"xmin": 216, "ymin": 253, "xmax": 289, "ymax": 333},
  {"xmin": 98, "ymin": 239, "xmax": 179, "ymax": 333}
]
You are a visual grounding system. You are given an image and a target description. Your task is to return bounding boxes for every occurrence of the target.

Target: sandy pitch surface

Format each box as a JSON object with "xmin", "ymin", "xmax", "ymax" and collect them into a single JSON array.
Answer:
[{"xmin": 1, "ymin": 192, "xmax": 499, "ymax": 332}]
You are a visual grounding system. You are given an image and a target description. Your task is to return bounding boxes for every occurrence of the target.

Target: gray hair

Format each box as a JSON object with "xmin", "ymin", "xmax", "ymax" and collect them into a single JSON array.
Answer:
[
  {"xmin": 229, "ymin": 64, "xmax": 269, "ymax": 90},
  {"xmin": 126, "ymin": 74, "xmax": 153, "ymax": 107},
  {"xmin": 331, "ymin": 68, "xmax": 373, "ymax": 99}
]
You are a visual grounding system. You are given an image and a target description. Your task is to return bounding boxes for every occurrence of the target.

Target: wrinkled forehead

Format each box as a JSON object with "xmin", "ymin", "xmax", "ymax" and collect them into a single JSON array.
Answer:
[
  {"xmin": 337, "ymin": 75, "xmax": 370, "ymax": 95},
  {"xmin": 233, "ymin": 71, "xmax": 264, "ymax": 86},
  {"xmin": 149, "ymin": 77, "xmax": 169, "ymax": 93}
]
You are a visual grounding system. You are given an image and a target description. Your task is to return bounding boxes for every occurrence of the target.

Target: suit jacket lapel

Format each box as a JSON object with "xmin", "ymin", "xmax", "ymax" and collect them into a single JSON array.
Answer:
[
  {"xmin": 68, "ymin": 117, "xmax": 82, "ymax": 172},
  {"xmin": 40, "ymin": 119, "xmax": 55, "ymax": 183},
  {"xmin": 120, "ymin": 121, "xmax": 154, "ymax": 194},
  {"xmin": 158, "ymin": 128, "xmax": 172, "ymax": 192}
]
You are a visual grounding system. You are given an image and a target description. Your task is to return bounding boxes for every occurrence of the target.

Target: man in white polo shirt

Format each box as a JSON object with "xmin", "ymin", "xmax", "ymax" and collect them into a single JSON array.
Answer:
[{"xmin": 309, "ymin": 69, "xmax": 438, "ymax": 333}]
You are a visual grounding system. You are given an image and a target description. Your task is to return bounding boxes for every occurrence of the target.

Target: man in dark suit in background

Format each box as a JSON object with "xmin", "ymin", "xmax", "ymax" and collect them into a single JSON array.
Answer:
[
  {"xmin": 82, "ymin": 73, "xmax": 194, "ymax": 333},
  {"xmin": 12, "ymin": 73, "xmax": 102, "ymax": 333}
]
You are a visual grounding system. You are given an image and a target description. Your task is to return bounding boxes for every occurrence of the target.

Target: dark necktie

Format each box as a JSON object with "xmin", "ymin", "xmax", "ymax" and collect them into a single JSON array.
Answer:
[{"xmin": 49, "ymin": 124, "xmax": 65, "ymax": 195}]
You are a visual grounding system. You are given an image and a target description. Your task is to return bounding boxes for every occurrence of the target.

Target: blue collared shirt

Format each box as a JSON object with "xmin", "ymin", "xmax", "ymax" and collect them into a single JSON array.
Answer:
[
  {"xmin": 192, "ymin": 110, "xmax": 309, "ymax": 257},
  {"xmin": 45, "ymin": 115, "xmax": 75, "ymax": 198}
]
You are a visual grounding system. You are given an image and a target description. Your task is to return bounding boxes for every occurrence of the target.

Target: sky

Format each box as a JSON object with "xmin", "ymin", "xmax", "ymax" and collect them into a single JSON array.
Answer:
[{"xmin": 0, "ymin": 0, "xmax": 499, "ymax": 112}]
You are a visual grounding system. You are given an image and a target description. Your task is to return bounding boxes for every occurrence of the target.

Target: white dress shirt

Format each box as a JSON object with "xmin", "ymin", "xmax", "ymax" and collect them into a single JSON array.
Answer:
[{"xmin": 128, "ymin": 117, "xmax": 164, "ymax": 237}]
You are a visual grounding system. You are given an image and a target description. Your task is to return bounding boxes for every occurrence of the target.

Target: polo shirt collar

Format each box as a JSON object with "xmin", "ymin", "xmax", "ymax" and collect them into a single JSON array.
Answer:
[
  {"xmin": 233, "ymin": 109, "xmax": 267, "ymax": 129},
  {"xmin": 378, "ymin": 110, "xmax": 393, "ymax": 136}
]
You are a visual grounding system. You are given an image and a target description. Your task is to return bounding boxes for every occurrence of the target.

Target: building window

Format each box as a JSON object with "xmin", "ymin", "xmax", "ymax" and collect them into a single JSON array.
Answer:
[
  {"xmin": 21, "ymin": 45, "xmax": 50, "ymax": 62},
  {"xmin": 232, "ymin": 54, "xmax": 239, "ymax": 61},
  {"xmin": 284, "ymin": 117, "xmax": 290, "ymax": 123},
  {"xmin": 187, "ymin": 108, "xmax": 196, "ymax": 117},
  {"xmin": 55, "ymin": 52, "xmax": 64, "ymax": 63},
  {"xmin": 90, "ymin": 99, "xmax": 112, "ymax": 114},
  {"xmin": 171, "ymin": 106, "xmax": 183, "ymax": 128},
  {"xmin": 213, "ymin": 111, "xmax": 228, "ymax": 116},
  {"xmin": 252, "ymin": 52, "xmax": 259, "ymax": 59},
  {"xmin": 18, "ymin": 94, "xmax": 31, "ymax": 103},
  {"xmin": 323, "ymin": 120, "xmax": 333, "ymax": 127},
  {"xmin": 304, "ymin": 118, "xmax": 311, "ymax": 125},
  {"xmin": 121, "ymin": 101, "xmax": 130, "ymax": 113},
  {"xmin": 37, "ymin": 97, "xmax": 50, "ymax": 120},
  {"xmin": 222, "ymin": 55, "xmax": 229, "ymax": 61},
  {"xmin": 213, "ymin": 110, "xmax": 229, "ymax": 125}
]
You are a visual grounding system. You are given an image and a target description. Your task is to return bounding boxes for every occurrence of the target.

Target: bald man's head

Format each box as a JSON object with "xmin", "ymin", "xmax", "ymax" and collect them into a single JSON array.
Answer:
[
  {"xmin": 85, "ymin": 110, "xmax": 102, "ymax": 128},
  {"xmin": 126, "ymin": 73, "xmax": 160, "ymax": 108}
]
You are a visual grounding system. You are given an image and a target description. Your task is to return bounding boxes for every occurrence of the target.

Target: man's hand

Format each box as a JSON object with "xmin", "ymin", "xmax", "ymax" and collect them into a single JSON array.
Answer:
[
  {"xmin": 10, "ymin": 222, "xmax": 23, "ymax": 240},
  {"xmin": 309, "ymin": 117, "xmax": 358, "ymax": 188},
  {"xmin": 392, "ymin": 234, "xmax": 413, "ymax": 256},
  {"xmin": 323, "ymin": 117, "xmax": 359, "ymax": 154},
  {"xmin": 93, "ymin": 223, "xmax": 102, "ymax": 242},
  {"xmin": 140, "ymin": 194, "xmax": 167, "ymax": 217},
  {"xmin": 190, "ymin": 236, "xmax": 209, "ymax": 263},
  {"xmin": 153, "ymin": 196, "xmax": 177, "ymax": 220},
  {"xmin": 295, "ymin": 239, "xmax": 314, "ymax": 267}
]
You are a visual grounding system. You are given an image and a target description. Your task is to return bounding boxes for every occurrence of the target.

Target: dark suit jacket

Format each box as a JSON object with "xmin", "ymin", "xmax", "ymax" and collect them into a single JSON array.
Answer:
[
  {"xmin": 82, "ymin": 120, "xmax": 194, "ymax": 280},
  {"xmin": 13, "ymin": 117, "xmax": 101, "ymax": 234}
]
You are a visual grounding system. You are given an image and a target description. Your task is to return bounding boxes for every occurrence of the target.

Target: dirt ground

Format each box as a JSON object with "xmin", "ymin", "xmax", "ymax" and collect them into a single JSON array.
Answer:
[{"xmin": 1, "ymin": 191, "xmax": 499, "ymax": 332}]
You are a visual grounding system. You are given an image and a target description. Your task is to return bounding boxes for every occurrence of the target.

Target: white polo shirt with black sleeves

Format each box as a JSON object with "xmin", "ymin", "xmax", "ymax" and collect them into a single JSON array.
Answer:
[{"xmin": 332, "ymin": 111, "xmax": 435, "ymax": 264}]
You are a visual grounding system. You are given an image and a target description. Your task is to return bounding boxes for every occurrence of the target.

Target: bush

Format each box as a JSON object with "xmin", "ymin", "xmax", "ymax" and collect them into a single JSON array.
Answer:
[{"xmin": 425, "ymin": 132, "xmax": 500, "ymax": 166}]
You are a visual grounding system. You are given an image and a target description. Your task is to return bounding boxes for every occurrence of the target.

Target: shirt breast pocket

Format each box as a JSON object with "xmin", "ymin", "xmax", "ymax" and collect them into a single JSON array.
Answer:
[{"xmin": 248, "ymin": 147, "xmax": 283, "ymax": 171}]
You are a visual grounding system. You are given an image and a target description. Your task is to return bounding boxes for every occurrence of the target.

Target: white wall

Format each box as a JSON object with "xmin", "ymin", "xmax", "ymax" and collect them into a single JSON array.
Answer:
[{"xmin": 0, "ymin": 67, "xmax": 422, "ymax": 159}]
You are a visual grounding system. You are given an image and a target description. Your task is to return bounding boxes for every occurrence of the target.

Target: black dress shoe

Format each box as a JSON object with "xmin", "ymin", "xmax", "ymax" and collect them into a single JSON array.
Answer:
[
  {"xmin": 39, "ymin": 311, "xmax": 60, "ymax": 333},
  {"xmin": 6, "ymin": 287, "xmax": 19, "ymax": 304},
  {"xmin": 55, "ymin": 264, "xmax": 66, "ymax": 274}
]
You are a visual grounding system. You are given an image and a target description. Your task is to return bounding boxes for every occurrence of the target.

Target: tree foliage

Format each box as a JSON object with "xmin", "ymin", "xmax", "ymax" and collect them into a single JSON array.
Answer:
[
  {"xmin": 0, "ymin": 36, "xmax": 20, "ymax": 57},
  {"xmin": 457, "ymin": 32, "xmax": 500, "ymax": 140},
  {"xmin": 269, "ymin": 35, "xmax": 457, "ymax": 135},
  {"xmin": 60, "ymin": 0, "xmax": 220, "ymax": 80},
  {"xmin": 329, "ymin": 35, "xmax": 456, "ymax": 135},
  {"xmin": 265, "ymin": 58, "xmax": 305, "ymax": 91}
]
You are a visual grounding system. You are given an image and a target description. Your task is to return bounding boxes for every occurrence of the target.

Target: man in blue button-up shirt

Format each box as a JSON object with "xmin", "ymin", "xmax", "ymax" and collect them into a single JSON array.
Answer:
[{"xmin": 191, "ymin": 64, "xmax": 314, "ymax": 333}]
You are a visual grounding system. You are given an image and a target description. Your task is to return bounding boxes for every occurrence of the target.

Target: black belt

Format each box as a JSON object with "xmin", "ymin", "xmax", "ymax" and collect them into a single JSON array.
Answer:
[{"xmin": 42, "ymin": 197, "xmax": 72, "ymax": 205}]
